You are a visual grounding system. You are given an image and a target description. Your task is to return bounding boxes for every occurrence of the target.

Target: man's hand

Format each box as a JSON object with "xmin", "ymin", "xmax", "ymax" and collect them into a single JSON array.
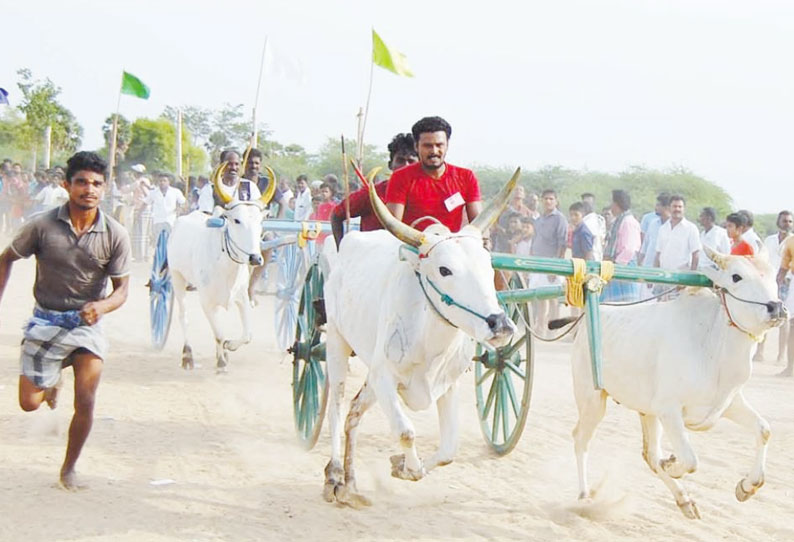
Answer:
[{"xmin": 79, "ymin": 301, "xmax": 105, "ymax": 326}]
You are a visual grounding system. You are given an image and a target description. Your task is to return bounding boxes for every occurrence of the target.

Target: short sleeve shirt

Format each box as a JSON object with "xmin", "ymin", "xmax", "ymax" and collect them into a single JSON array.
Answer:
[
  {"xmin": 330, "ymin": 181, "xmax": 388, "ymax": 232},
  {"xmin": 385, "ymin": 162, "xmax": 481, "ymax": 232},
  {"xmin": 531, "ymin": 208, "xmax": 568, "ymax": 257},
  {"xmin": 11, "ymin": 205, "xmax": 132, "ymax": 311},
  {"xmin": 656, "ymin": 218, "xmax": 702, "ymax": 270},
  {"xmin": 572, "ymin": 223, "xmax": 595, "ymax": 259}
]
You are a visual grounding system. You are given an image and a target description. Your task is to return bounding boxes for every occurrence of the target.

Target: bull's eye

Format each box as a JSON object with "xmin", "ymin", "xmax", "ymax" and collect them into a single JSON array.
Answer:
[
  {"xmin": 439, "ymin": 266, "xmax": 452, "ymax": 277},
  {"xmin": 732, "ymin": 273, "xmax": 742, "ymax": 283},
  {"xmin": 234, "ymin": 218, "xmax": 241, "ymax": 225}
]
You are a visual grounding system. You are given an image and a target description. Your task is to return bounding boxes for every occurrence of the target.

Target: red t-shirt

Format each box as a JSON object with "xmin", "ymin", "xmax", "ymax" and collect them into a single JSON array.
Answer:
[
  {"xmin": 385, "ymin": 162, "xmax": 481, "ymax": 232},
  {"xmin": 731, "ymin": 240, "xmax": 754, "ymax": 256},
  {"xmin": 330, "ymin": 181, "xmax": 388, "ymax": 232}
]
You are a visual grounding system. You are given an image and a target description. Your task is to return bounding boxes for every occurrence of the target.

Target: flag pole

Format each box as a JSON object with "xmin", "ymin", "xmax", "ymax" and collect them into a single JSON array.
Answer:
[
  {"xmin": 252, "ymin": 36, "xmax": 268, "ymax": 149},
  {"xmin": 107, "ymin": 74, "xmax": 122, "ymax": 186},
  {"xmin": 175, "ymin": 108, "xmax": 183, "ymax": 186},
  {"xmin": 357, "ymin": 54, "xmax": 375, "ymax": 166},
  {"xmin": 341, "ymin": 135, "xmax": 351, "ymax": 231}
]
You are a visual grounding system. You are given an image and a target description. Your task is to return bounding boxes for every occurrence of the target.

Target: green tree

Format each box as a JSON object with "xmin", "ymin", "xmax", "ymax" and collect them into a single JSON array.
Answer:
[
  {"xmin": 101, "ymin": 114, "xmax": 132, "ymax": 166},
  {"xmin": 125, "ymin": 117, "xmax": 207, "ymax": 175},
  {"xmin": 15, "ymin": 68, "xmax": 83, "ymax": 159}
]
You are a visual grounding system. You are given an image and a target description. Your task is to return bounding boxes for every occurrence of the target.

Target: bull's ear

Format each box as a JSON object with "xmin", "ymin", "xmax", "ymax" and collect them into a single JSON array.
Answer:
[{"xmin": 398, "ymin": 245, "xmax": 420, "ymax": 271}]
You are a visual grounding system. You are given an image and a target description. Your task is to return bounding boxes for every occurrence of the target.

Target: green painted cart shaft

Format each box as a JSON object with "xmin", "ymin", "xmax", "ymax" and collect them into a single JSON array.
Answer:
[{"xmin": 490, "ymin": 254, "xmax": 713, "ymax": 288}]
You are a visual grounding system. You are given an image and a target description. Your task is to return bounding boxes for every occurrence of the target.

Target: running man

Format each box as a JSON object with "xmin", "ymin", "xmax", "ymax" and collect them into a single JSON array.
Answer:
[{"xmin": 0, "ymin": 151, "xmax": 131, "ymax": 490}]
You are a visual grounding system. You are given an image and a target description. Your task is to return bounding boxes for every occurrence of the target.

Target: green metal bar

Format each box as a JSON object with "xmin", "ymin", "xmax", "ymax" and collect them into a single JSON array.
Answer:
[
  {"xmin": 490, "ymin": 253, "xmax": 712, "ymax": 288},
  {"xmin": 503, "ymin": 372, "xmax": 520, "ymax": 419},
  {"xmin": 476, "ymin": 367, "xmax": 495, "ymax": 386},
  {"xmin": 584, "ymin": 288, "xmax": 604, "ymax": 390},
  {"xmin": 483, "ymin": 373, "xmax": 498, "ymax": 419},
  {"xmin": 491, "ymin": 377, "xmax": 501, "ymax": 442},
  {"xmin": 504, "ymin": 360, "xmax": 526, "ymax": 380},
  {"xmin": 498, "ymin": 286, "xmax": 565, "ymax": 304},
  {"xmin": 500, "ymin": 376, "xmax": 510, "ymax": 439}
]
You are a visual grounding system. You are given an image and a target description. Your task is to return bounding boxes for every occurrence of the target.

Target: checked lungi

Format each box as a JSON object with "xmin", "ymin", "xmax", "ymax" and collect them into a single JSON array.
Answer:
[{"xmin": 20, "ymin": 306, "xmax": 107, "ymax": 389}]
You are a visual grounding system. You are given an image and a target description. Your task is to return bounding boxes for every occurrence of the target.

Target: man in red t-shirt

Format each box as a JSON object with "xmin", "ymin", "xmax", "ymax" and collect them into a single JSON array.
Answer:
[
  {"xmin": 385, "ymin": 116, "xmax": 482, "ymax": 232},
  {"xmin": 331, "ymin": 133, "xmax": 418, "ymax": 247},
  {"xmin": 726, "ymin": 212, "xmax": 755, "ymax": 256}
]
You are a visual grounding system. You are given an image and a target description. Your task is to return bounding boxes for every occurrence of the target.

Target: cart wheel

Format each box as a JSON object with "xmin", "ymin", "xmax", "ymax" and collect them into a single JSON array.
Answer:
[
  {"xmin": 274, "ymin": 242, "xmax": 305, "ymax": 352},
  {"xmin": 149, "ymin": 228, "xmax": 174, "ymax": 351},
  {"xmin": 290, "ymin": 262, "xmax": 328, "ymax": 450},
  {"xmin": 474, "ymin": 272, "xmax": 534, "ymax": 455}
]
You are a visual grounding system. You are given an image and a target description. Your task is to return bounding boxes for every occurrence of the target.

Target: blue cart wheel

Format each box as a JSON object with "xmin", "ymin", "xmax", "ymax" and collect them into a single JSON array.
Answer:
[
  {"xmin": 275, "ymin": 242, "xmax": 305, "ymax": 352},
  {"xmin": 474, "ymin": 272, "xmax": 534, "ymax": 455},
  {"xmin": 290, "ymin": 262, "xmax": 328, "ymax": 450},
  {"xmin": 149, "ymin": 229, "xmax": 174, "ymax": 351}
]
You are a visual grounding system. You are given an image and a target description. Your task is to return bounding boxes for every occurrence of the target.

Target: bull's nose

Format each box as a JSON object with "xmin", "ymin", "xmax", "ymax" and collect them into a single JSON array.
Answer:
[
  {"xmin": 766, "ymin": 301, "xmax": 785, "ymax": 319},
  {"xmin": 486, "ymin": 312, "xmax": 514, "ymax": 334},
  {"xmin": 249, "ymin": 254, "xmax": 264, "ymax": 266}
]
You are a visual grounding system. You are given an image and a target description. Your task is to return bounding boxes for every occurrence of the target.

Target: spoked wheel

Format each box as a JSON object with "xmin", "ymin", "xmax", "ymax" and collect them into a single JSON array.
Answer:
[
  {"xmin": 289, "ymin": 262, "xmax": 329, "ymax": 450},
  {"xmin": 474, "ymin": 272, "xmax": 534, "ymax": 455},
  {"xmin": 149, "ymin": 228, "xmax": 174, "ymax": 351},
  {"xmin": 274, "ymin": 242, "xmax": 305, "ymax": 352}
]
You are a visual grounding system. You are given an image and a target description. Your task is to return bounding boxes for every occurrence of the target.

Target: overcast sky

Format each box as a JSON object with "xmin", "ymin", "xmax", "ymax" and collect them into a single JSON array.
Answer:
[{"xmin": 2, "ymin": 0, "xmax": 792, "ymax": 212}]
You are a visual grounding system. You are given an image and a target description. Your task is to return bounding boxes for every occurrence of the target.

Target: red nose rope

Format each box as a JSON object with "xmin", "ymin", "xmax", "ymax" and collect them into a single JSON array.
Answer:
[{"xmin": 718, "ymin": 289, "xmax": 763, "ymax": 343}]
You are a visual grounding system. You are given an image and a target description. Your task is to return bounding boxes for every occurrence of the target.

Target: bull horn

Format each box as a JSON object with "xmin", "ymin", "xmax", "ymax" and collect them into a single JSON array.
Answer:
[
  {"xmin": 704, "ymin": 246, "xmax": 729, "ymax": 269},
  {"xmin": 368, "ymin": 174, "xmax": 425, "ymax": 247},
  {"xmin": 240, "ymin": 145, "xmax": 252, "ymax": 175},
  {"xmin": 470, "ymin": 167, "xmax": 521, "ymax": 232},
  {"xmin": 212, "ymin": 161, "xmax": 233, "ymax": 205},
  {"xmin": 366, "ymin": 166, "xmax": 382, "ymax": 184},
  {"xmin": 260, "ymin": 166, "xmax": 277, "ymax": 205}
]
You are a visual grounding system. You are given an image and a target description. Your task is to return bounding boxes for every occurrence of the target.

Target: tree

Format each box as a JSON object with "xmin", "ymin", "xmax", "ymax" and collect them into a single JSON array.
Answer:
[
  {"xmin": 101, "ymin": 114, "xmax": 132, "ymax": 166},
  {"xmin": 15, "ymin": 68, "xmax": 83, "ymax": 159},
  {"xmin": 125, "ymin": 117, "xmax": 207, "ymax": 175}
]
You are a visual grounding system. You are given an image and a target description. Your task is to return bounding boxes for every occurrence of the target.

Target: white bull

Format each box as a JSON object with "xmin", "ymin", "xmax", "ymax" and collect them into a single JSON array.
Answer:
[
  {"xmin": 167, "ymin": 164, "xmax": 274, "ymax": 371},
  {"xmin": 321, "ymin": 171, "xmax": 519, "ymax": 507},
  {"xmin": 570, "ymin": 249, "xmax": 787, "ymax": 518}
]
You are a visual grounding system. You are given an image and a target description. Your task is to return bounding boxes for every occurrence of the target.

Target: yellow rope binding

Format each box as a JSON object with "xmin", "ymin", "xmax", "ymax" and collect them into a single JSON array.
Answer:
[
  {"xmin": 565, "ymin": 259, "xmax": 616, "ymax": 308},
  {"xmin": 298, "ymin": 222, "xmax": 321, "ymax": 248}
]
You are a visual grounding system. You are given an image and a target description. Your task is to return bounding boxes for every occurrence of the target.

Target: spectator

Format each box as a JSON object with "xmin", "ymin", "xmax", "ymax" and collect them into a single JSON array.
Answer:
[
  {"xmin": 638, "ymin": 193, "xmax": 671, "ymax": 267},
  {"xmin": 144, "ymin": 173, "xmax": 185, "ymax": 250},
  {"xmin": 777, "ymin": 234, "xmax": 794, "ymax": 376},
  {"xmin": 698, "ymin": 206, "xmax": 731, "ymax": 267},
  {"xmin": 738, "ymin": 209, "xmax": 763, "ymax": 253},
  {"xmin": 529, "ymin": 189, "xmax": 568, "ymax": 333},
  {"xmin": 655, "ymin": 195, "xmax": 701, "ymax": 270},
  {"xmin": 526, "ymin": 192, "xmax": 540, "ymax": 220},
  {"xmin": 131, "ymin": 164, "xmax": 152, "ymax": 261},
  {"xmin": 293, "ymin": 174, "xmax": 312, "ymax": 221},
  {"xmin": 569, "ymin": 202, "xmax": 595, "ymax": 261},
  {"xmin": 581, "ymin": 198, "xmax": 605, "ymax": 261},
  {"xmin": 601, "ymin": 190, "xmax": 642, "ymax": 301},
  {"xmin": 726, "ymin": 212, "xmax": 754, "ymax": 255},
  {"xmin": 196, "ymin": 175, "xmax": 213, "ymax": 213},
  {"xmin": 756, "ymin": 210, "xmax": 793, "ymax": 362}
]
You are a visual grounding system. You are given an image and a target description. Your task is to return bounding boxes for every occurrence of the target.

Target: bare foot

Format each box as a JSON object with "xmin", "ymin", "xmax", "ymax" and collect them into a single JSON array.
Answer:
[
  {"xmin": 44, "ymin": 376, "xmax": 63, "ymax": 409},
  {"xmin": 58, "ymin": 469, "xmax": 87, "ymax": 491}
]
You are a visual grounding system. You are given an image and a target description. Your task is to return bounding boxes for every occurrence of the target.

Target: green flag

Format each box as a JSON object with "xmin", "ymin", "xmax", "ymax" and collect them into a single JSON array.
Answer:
[
  {"xmin": 372, "ymin": 29, "xmax": 414, "ymax": 77},
  {"xmin": 121, "ymin": 71, "xmax": 150, "ymax": 99}
]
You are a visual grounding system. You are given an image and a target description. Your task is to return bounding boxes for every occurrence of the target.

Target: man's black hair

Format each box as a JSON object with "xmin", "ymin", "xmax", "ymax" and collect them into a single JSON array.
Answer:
[
  {"xmin": 656, "ymin": 192, "xmax": 672, "ymax": 206},
  {"xmin": 541, "ymin": 188, "xmax": 556, "ymax": 198},
  {"xmin": 670, "ymin": 194, "xmax": 686, "ymax": 205},
  {"xmin": 219, "ymin": 149, "xmax": 239, "ymax": 162},
  {"xmin": 701, "ymin": 207, "xmax": 717, "ymax": 222},
  {"xmin": 569, "ymin": 201, "xmax": 586, "ymax": 213},
  {"xmin": 737, "ymin": 209, "xmax": 754, "ymax": 227},
  {"xmin": 247, "ymin": 148, "xmax": 264, "ymax": 161},
  {"xmin": 580, "ymin": 192, "xmax": 595, "ymax": 200},
  {"xmin": 778, "ymin": 210, "xmax": 793, "ymax": 225},
  {"xmin": 726, "ymin": 212, "xmax": 747, "ymax": 228},
  {"xmin": 296, "ymin": 174, "xmax": 308, "ymax": 183},
  {"xmin": 612, "ymin": 189, "xmax": 631, "ymax": 212},
  {"xmin": 387, "ymin": 133, "xmax": 417, "ymax": 163},
  {"xmin": 65, "ymin": 151, "xmax": 108, "ymax": 183},
  {"xmin": 411, "ymin": 116, "xmax": 452, "ymax": 142}
]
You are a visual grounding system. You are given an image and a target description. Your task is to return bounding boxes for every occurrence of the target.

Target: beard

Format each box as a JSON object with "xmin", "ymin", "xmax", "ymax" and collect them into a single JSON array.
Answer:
[{"xmin": 422, "ymin": 157, "xmax": 444, "ymax": 170}]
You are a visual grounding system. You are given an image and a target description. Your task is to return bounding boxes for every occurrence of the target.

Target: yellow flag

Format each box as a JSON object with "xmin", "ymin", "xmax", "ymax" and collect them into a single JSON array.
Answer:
[{"xmin": 372, "ymin": 29, "xmax": 414, "ymax": 77}]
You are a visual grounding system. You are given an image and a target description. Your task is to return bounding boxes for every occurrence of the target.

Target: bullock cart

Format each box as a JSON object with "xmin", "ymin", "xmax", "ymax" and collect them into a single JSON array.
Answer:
[{"xmin": 288, "ymin": 240, "xmax": 714, "ymax": 453}]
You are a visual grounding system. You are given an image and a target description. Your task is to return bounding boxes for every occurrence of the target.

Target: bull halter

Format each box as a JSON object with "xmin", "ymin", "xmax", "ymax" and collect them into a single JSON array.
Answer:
[
  {"xmin": 415, "ymin": 272, "xmax": 493, "ymax": 329},
  {"xmin": 220, "ymin": 202, "xmax": 263, "ymax": 265},
  {"xmin": 717, "ymin": 287, "xmax": 771, "ymax": 343}
]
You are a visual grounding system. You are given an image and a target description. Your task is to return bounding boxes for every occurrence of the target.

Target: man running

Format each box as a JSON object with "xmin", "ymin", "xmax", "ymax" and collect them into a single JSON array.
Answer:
[
  {"xmin": 385, "ymin": 116, "xmax": 482, "ymax": 231},
  {"xmin": 330, "ymin": 132, "xmax": 418, "ymax": 247},
  {"xmin": 0, "ymin": 151, "xmax": 131, "ymax": 490}
]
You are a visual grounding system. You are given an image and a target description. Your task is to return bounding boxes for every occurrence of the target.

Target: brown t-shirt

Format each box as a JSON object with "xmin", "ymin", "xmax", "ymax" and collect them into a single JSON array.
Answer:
[{"xmin": 11, "ymin": 205, "xmax": 131, "ymax": 311}]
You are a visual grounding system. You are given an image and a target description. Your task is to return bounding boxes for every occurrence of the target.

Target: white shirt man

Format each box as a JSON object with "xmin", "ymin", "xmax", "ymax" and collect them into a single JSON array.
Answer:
[
  {"xmin": 34, "ymin": 183, "xmax": 69, "ymax": 211},
  {"xmin": 700, "ymin": 225, "xmax": 731, "ymax": 265},
  {"xmin": 145, "ymin": 180, "xmax": 186, "ymax": 228},
  {"xmin": 197, "ymin": 181, "xmax": 214, "ymax": 213},
  {"xmin": 655, "ymin": 198, "xmax": 701, "ymax": 270},
  {"xmin": 582, "ymin": 211, "xmax": 605, "ymax": 260},
  {"xmin": 742, "ymin": 226, "xmax": 763, "ymax": 253},
  {"xmin": 217, "ymin": 179, "xmax": 262, "ymax": 204},
  {"xmin": 293, "ymin": 179, "xmax": 313, "ymax": 222}
]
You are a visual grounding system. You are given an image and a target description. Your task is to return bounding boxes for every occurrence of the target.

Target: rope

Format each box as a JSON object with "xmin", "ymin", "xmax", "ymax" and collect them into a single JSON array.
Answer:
[{"xmin": 565, "ymin": 258, "xmax": 587, "ymax": 308}]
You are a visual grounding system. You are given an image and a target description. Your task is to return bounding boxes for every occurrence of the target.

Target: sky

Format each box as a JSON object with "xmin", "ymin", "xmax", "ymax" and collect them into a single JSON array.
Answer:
[{"xmin": 2, "ymin": 0, "xmax": 792, "ymax": 212}]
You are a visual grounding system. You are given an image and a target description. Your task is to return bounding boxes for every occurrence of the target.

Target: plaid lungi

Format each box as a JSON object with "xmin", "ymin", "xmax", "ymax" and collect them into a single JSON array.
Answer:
[
  {"xmin": 600, "ymin": 259, "xmax": 642, "ymax": 303},
  {"xmin": 20, "ymin": 306, "xmax": 107, "ymax": 389}
]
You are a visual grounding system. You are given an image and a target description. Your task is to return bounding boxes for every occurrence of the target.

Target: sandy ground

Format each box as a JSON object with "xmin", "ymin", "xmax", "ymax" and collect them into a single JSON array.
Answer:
[{"xmin": 1, "ymin": 254, "xmax": 793, "ymax": 542}]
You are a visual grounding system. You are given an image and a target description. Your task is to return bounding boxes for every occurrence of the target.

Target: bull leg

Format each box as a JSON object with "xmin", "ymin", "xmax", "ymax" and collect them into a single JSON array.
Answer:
[
  {"xmin": 334, "ymin": 381, "xmax": 377, "ymax": 508},
  {"xmin": 721, "ymin": 392, "xmax": 770, "ymax": 502},
  {"xmin": 371, "ymin": 371, "xmax": 425, "ymax": 481},
  {"xmin": 224, "ymin": 291, "xmax": 253, "ymax": 352},
  {"xmin": 656, "ymin": 410, "xmax": 701, "ymax": 519},
  {"xmin": 201, "ymin": 303, "xmax": 228, "ymax": 372},
  {"xmin": 572, "ymin": 389, "xmax": 607, "ymax": 499},
  {"xmin": 323, "ymin": 325, "xmax": 351, "ymax": 503},
  {"xmin": 424, "ymin": 381, "xmax": 459, "ymax": 472},
  {"xmin": 171, "ymin": 272, "xmax": 193, "ymax": 370}
]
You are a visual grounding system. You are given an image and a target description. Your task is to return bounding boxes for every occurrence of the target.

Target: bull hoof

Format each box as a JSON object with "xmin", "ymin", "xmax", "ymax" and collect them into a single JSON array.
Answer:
[
  {"xmin": 735, "ymin": 477, "xmax": 763, "ymax": 502},
  {"xmin": 323, "ymin": 460, "xmax": 344, "ymax": 503},
  {"xmin": 660, "ymin": 454, "xmax": 684, "ymax": 479},
  {"xmin": 389, "ymin": 454, "xmax": 426, "ymax": 481},
  {"xmin": 334, "ymin": 485, "xmax": 372, "ymax": 509},
  {"xmin": 677, "ymin": 499, "xmax": 701, "ymax": 520}
]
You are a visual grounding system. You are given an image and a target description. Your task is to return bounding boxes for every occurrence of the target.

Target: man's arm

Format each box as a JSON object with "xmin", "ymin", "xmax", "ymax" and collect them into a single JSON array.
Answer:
[
  {"xmin": 654, "ymin": 252, "xmax": 661, "ymax": 268},
  {"xmin": 690, "ymin": 251, "xmax": 699, "ymax": 270},
  {"xmin": 0, "ymin": 247, "xmax": 22, "ymax": 310},
  {"xmin": 79, "ymin": 275, "xmax": 129, "ymax": 325},
  {"xmin": 465, "ymin": 201, "xmax": 482, "ymax": 222},
  {"xmin": 386, "ymin": 203, "xmax": 405, "ymax": 222}
]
